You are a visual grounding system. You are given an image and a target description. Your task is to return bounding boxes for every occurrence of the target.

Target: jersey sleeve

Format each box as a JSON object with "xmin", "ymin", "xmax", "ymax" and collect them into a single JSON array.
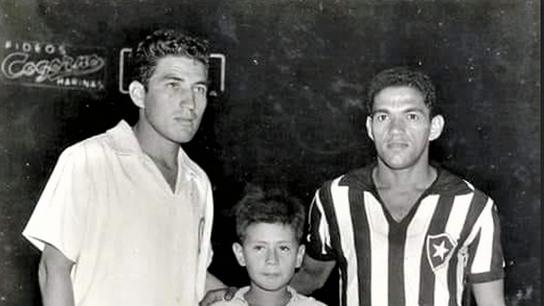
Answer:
[
  {"xmin": 305, "ymin": 185, "xmax": 336, "ymax": 261},
  {"xmin": 22, "ymin": 146, "xmax": 90, "ymax": 262},
  {"xmin": 465, "ymin": 197, "xmax": 505, "ymax": 283}
]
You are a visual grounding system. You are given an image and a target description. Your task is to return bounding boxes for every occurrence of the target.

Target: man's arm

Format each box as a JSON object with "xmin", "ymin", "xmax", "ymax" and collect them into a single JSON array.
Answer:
[
  {"xmin": 39, "ymin": 243, "xmax": 75, "ymax": 306},
  {"xmin": 472, "ymin": 279, "xmax": 506, "ymax": 306},
  {"xmin": 205, "ymin": 271, "xmax": 227, "ymax": 292},
  {"xmin": 200, "ymin": 272, "xmax": 237, "ymax": 306},
  {"xmin": 290, "ymin": 254, "xmax": 336, "ymax": 295}
]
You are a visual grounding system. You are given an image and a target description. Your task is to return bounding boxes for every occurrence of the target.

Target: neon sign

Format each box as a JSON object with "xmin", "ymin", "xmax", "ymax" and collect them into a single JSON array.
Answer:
[{"xmin": 1, "ymin": 40, "xmax": 106, "ymax": 91}]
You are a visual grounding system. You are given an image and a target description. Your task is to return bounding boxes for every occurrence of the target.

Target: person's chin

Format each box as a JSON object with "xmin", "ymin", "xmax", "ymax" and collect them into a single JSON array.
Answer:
[
  {"xmin": 381, "ymin": 155, "xmax": 414, "ymax": 170},
  {"xmin": 255, "ymin": 277, "xmax": 287, "ymax": 292},
  {"xmin": 169, "ymin": 132, "xmax": 196, "ymax": 144},
  {"xmin": 260, "ymin": 284, "xmax": 286, "ymax": 292}
]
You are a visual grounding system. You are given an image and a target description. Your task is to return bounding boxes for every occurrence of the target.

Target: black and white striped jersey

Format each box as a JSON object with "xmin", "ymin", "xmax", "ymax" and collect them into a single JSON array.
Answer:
[{"xmin": 306, "ymin": 165, "xmax": 504, "ymax": 306}]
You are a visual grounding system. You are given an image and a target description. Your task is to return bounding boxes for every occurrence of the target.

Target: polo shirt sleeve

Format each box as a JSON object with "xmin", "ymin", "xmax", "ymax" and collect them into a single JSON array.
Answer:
[
  {"xmin": 466, "ymin": 197, "xmax": 505, "ymax": 283},
  {"xmin": 305, "ymin": 185, "xmax": 336, "ymax": 261},
  {"xmin": 22, "ymin": 145, "xmax": 90, "ymax": 262}
]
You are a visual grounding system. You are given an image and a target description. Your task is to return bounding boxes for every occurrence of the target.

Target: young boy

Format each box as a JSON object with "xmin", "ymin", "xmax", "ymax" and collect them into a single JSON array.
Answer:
[{"xmin": 212, "ymin": 188, "xmax": 327, "ymax": 306}]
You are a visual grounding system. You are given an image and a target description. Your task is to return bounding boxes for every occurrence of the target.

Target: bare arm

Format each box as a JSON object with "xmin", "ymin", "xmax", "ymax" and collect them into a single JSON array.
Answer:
[
  {"xmin": 205, "ymin": 271, "xmax": 227, "ymax": 292},
  {"xmin": 290, "ymin": 254, "xmax": 336, "ymax": 295},
  {"xmin": 39, "ymin": 243, "xmax": 75, "ymax": 306},
  {"xmin": 472, "ymin": 279, "xmax": 505, "ymax": 306},
  {"xmin": 200, "ymin": 272, "xmax": 237, "ymax": 306}
]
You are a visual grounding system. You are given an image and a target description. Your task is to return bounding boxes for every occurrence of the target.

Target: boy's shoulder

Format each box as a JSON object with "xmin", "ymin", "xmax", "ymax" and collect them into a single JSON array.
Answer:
[
  {"xmin": 287, "ymin": 286, "xmax": 328, "ymax": 306},
  {"xmin": 208, "ymin": 287, "xmax": 250, "ymax": 306},
  {"xmin": 208, "ymin": 300, "xmax": 245, "ymax": 306},
  {"xmin": 209, "ymin": 286, "xmax": 328, "ymax": 306}
]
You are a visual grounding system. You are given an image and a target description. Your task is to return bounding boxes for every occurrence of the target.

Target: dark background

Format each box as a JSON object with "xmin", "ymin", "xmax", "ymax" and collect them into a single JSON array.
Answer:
[{"xmin": 0, "ymin": 0, "xmax": 540, "ymax": 305}]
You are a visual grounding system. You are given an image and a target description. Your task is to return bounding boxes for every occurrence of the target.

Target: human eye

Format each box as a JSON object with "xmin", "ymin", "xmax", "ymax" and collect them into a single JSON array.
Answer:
[
  {"xmin": 252, "ymin": 244, "xmax": 265, "ymax": 251},
  {"xmin": 407, "ymin": 112, "xmax": 421, "ymax": 121},
  {"xmin": 193, "ymin": 84, "xmax": 208, "ymax": 95},
  {"xmin": 373, "ymin": 113, "xmax": 388, "ymax": 122},
  {"xmin": 279, "ymin": 245, "xmax": 291, "ymax": 252},
  {"xmin": 166, "ymin": 81, "xmax": 180, "ymax": 89}
]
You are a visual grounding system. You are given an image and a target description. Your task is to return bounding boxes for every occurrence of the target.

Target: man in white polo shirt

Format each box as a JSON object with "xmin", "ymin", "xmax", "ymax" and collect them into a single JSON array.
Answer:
[{"xmin": 22, "ymin": 29, "xmax": 225, "ymax": 306}]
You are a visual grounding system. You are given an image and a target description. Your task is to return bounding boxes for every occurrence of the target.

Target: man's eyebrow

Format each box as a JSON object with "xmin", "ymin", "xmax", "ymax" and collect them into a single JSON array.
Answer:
[
  {"xmin": 161, "ymin": 74, "xmax": 185, "ymax": 82},
  {"xmin": 195, "ymin": 80, "xmax": 210, "ymax": 87},
  {"xmin": 403, "ymin": 107, "xmax": 427, "ymax": 113},
  {"xmin": 372, "ymin": 107, "xmax": 427, "ymax": 113},
  {"xmin": 371, "ymin": 109, "xmax": 389, "ymax": 114},
  {"xmin": 160, "ymin": 75, "xmax": 209, "ymax": 86}
]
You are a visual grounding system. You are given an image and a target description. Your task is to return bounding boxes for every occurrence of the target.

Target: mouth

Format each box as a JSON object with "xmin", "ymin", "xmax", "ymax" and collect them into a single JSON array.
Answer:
[
  {"xmin": 387, "ymin": 142, "xmax": 409, "ymax": 149},
  {"xmin": 174, "ymin": 117, "xmax": 193, "ymax": 127},
  {"xmin": 262, "ymin": 272, "xmax": 281, "ymax": 277}
]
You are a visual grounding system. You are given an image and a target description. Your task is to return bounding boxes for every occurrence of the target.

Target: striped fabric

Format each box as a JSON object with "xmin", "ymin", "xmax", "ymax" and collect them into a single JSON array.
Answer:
[{"xmin": 306, "ymin": 165, "xmax": 504, "ymax": 306}]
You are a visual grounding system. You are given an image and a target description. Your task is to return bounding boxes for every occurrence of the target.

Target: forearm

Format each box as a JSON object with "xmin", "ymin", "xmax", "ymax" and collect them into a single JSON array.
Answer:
[
  {"xmin": 39, "ymin": 260, "xmax": 75, "ymax": 306},
  {"xmin": 290, "ymin": 256, "xmax": 335, "ymax": 295},
  {"xmin": 39, "ymin": 244, "xmax": 76, "ymax": 306},
  {"xmin": 472, "ymin": 279, "xmax": 506, "ymax": 306},
  {"xmin": 290, "ymin": 269, "xmax": 325, "ymax": 295}
]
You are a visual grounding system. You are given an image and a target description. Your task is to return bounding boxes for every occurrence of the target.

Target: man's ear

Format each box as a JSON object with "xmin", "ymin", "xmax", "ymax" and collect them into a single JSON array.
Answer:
[
  {"xmin": 128, "ymin": 81, "xmax": 146, "ymax": 108},
  {"xmin": 429, "ymin": 114, "xmax": 445, "ymax": 141},
  {"xmin": 232, "ymin": 242, "xmax": 246, "ymax": 267},
  {"xmin": 365, "ymin": 116, "xmax": 374, "ymax": 141},
  {"xmin": 295, "ymin": 244, "xmax": 306, "ymax": 268}
]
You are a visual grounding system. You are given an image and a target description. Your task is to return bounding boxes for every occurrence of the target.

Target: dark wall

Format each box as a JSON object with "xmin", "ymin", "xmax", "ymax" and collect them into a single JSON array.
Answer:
[{"xmin": 0, "ymin": 1, "xmax": 539, "ymax": 305}]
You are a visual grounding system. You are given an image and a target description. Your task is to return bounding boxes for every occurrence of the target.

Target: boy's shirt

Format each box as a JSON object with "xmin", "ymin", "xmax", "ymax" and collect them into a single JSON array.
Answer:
[{"xmin": 211, "ymin": 286, "xmax": 327, "ymax": 306}]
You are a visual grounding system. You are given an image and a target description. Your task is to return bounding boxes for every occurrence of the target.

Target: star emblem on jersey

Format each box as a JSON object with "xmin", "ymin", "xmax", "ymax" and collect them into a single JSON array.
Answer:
[{"xmin": 426, "ymin": 233, "xmax": 457, "ymax": 271}]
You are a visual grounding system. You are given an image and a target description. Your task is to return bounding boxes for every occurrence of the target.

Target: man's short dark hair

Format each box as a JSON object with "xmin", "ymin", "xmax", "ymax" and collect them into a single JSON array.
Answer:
[
  {"xmin": 366, "ymin": 66, "xmax": 437, "ymax": 116},
  {"xmin": 131, "ymin": 29, "xmax": 209, "ymax": 88},
  {"xmin": 233, "ymin": 186, "xmax": 306, "ymax": 243}
]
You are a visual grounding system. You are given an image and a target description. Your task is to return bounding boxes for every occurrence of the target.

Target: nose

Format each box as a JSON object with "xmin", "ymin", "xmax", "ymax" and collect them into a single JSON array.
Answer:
[
  {"xmin": 388, "ymin": 116, "xmax": 406, "ymax": 134},
  {"xmin": 179, "ymin": 90, "xmax": 196, "ymax": 110},
  {"xmin": 266, "ymin": 248, "xmax": 279, "ymax": 265}
]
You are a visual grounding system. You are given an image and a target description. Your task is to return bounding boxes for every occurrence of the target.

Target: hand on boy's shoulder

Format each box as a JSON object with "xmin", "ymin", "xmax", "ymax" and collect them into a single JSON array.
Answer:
[{"xmin": 200, "ymin": 287, "xmax": 239, "ymax": 306}]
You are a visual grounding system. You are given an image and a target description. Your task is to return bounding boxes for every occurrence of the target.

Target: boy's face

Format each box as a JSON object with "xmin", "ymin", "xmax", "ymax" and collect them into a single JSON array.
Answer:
[{"xmin": 233, "ymin": 223, "xmax": 305, "ymax": 292}]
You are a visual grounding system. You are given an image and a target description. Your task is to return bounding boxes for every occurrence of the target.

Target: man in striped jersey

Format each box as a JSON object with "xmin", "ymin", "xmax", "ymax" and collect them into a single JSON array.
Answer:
[{"xmin": 290, "ymin": 67, "xmax": 505, "ymax": 306}]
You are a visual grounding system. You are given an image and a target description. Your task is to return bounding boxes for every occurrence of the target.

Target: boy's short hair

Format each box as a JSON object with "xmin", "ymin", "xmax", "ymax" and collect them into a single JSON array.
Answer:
[
  {"xmin": 366, "ymin": 66, "xmax": 438, "ymax": 116},
  {"xmin": 233, "ymin": 186, "xmax": 306, "ymax": 243},
  {"xmin": 131, "ymin": 29, "xmax": 210, "ymax": 88}
]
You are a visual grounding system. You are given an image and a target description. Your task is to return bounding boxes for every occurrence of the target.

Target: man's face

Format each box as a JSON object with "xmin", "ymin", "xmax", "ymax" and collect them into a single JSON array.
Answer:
[
  {"xmin": 366, "ymin": 86, "xmax": 443, "ymax": 170},
  {"xmin": 137, "ymin": 55, "xmax": 208, "ymax": 144},
  {"xmin": 233, "ymin": 223, "xmax": 305, "ymax": 292}
]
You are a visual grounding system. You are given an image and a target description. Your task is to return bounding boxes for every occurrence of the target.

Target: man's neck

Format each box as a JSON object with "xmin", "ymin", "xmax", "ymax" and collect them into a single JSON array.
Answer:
[
  {"xmin": 373, "ymin": 161, "xmax": 437, "ymax": 191},
  {"xmin": 132, "ymin": 121, "xmax": 179, "ymax": 168},
  {"xmin": 372, "ymin": 161, "xmax": 438, "ymax": 222}
]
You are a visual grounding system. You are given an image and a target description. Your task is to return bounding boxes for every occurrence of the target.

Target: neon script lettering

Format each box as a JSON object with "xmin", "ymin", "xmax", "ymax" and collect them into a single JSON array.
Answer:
[{"xmin": 1, "ymin": 52, "xmax": 105, "ymax": 82}]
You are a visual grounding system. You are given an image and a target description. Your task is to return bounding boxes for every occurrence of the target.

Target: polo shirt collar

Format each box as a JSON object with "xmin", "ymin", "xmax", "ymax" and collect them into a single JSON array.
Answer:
[
  {"xmin": 106, "ymin": 120, "xmax": 146, "ymax": 156},
  {"xmin": 231, "ymin": 286, "xmax": 300, "ymax": 305},
  {"xmin": 105, "ymin": 120, "xmax": 198, "ymax": 178}
]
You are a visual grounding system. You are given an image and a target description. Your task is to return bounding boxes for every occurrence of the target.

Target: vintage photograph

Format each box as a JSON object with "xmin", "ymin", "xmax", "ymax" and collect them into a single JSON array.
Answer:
[{"xmin": 0, "ymin": 1, "xmax": 540, "ymax": 305}]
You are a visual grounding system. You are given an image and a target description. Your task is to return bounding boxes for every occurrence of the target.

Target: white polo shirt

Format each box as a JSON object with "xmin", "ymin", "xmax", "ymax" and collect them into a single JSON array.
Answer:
[{"xmin": 23, "ymin": 120, "xmax": 214, "ymax": 306}]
